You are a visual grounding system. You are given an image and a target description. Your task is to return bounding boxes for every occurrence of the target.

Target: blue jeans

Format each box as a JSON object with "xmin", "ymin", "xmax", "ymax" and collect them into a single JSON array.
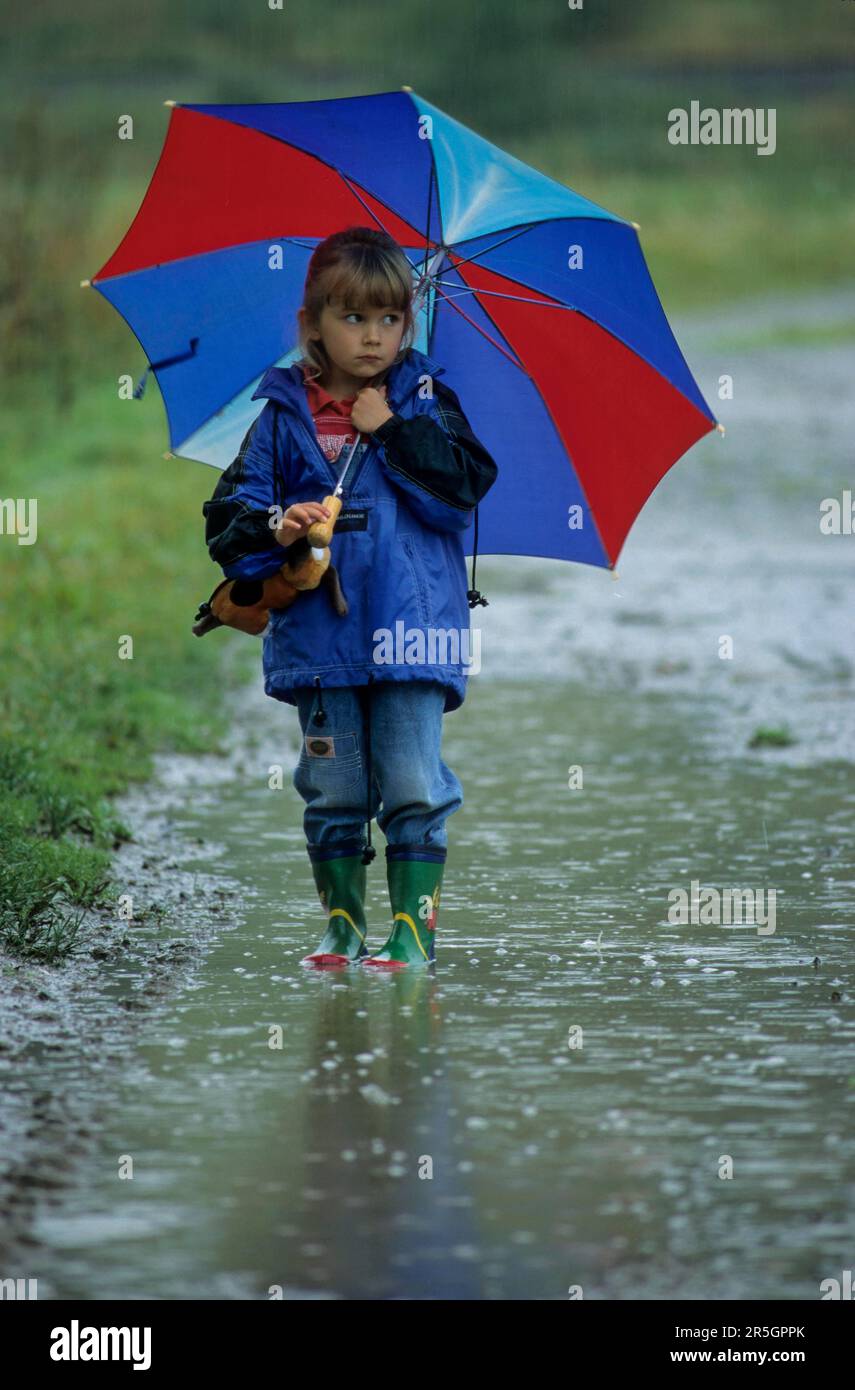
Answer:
[{"xmin": 293, "ymin": 680, "xmax": 463, "ymax": 860}]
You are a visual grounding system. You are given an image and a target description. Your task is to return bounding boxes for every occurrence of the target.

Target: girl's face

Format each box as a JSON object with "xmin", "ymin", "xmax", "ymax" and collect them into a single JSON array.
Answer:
[{"xmin": 307, "ymin": 298, "xmax": 406, "ymax": 385}]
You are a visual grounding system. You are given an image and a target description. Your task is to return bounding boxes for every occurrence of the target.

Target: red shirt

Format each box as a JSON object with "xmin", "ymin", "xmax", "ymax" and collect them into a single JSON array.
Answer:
[{"xmin": 303, "ymin": 370, "xmax": 358, "ymax": 469}]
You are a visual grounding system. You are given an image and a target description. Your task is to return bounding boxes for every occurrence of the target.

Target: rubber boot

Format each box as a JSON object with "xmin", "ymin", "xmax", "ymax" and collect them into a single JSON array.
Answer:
[
  {"xmin": 302, "ymin": 852, "xmax": 368, "ymax": 968},
  {"xmin": 361, "ymin": 849, "xmax": 445, "ymax": 969}
]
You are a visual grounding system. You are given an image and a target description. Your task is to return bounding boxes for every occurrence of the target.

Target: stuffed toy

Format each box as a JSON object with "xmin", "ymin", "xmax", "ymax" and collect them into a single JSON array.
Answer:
[{"xmin": 193, "ymin": 496, "xmax": 346, "ymax": 637}]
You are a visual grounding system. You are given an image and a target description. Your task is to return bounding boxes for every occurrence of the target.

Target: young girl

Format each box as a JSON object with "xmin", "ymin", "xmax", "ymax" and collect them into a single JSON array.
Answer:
[{"xmin": 203, "ymin": 227, "xmax": 498, "ymax": 969}]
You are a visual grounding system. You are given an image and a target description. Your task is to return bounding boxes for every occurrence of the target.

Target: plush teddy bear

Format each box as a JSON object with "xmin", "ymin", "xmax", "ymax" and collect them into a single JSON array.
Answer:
[{"xmin": 193, "ymin": 533, "xmax": 347, "ymax": 637}]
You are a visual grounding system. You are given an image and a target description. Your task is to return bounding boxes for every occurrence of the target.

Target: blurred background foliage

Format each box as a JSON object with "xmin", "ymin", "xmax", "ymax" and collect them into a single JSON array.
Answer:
[{"xmin": 1, "ymin": 0, "xmax": 853, "ymax": 408}]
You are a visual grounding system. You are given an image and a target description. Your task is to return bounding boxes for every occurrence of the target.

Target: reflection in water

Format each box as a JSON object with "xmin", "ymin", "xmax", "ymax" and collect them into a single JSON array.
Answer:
[{"xmin": 279, "ymin": 972, "xmax": 483, "ymax": 1299}]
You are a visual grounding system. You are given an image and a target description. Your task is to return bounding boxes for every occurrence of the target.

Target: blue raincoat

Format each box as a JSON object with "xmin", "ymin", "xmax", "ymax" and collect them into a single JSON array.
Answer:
[{"xmin": 202, "ymin": 347, "xmax": 498, "ymax": 713}]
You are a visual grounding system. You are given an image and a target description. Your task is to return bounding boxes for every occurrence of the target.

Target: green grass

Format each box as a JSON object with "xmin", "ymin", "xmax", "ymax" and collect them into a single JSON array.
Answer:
[
  {"xmin": 0, "ymin": 379, "xmax": 257, "ymax": 962},
  {"xmin": 748, "ymin": 727, "xmax": 797, "ymax": 749}
]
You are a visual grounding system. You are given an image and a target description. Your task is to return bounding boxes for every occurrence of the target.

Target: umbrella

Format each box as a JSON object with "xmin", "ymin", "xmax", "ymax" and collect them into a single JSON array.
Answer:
[{"xmin": 83, "ymin": 87, "xmax": 721, "ymax": 571}]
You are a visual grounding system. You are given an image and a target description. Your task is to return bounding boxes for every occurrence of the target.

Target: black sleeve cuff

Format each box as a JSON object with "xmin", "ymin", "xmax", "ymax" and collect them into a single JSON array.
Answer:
[
  {"xmin": 202, "ymin": 498, "xmax": 278, "ymax": 565},
  {"xmin": 371, "ymin": 412, "xmax": 406, "ymax": 443}
]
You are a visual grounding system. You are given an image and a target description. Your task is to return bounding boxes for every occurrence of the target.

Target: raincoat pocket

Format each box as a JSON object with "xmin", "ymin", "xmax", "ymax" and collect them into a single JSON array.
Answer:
[{"xmin": 401, "ymin": 533, "xmax": 433, "ymax": 625}]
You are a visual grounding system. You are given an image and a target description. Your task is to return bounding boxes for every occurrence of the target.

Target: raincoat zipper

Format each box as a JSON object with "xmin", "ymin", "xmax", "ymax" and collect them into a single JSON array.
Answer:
[
  {"xmin": 291, "ymin": 411, "xmax": 378, "ymax": 499},
  {"xmin": 272, "ymin": 364, "xmax": 443, "ymax": 499}
]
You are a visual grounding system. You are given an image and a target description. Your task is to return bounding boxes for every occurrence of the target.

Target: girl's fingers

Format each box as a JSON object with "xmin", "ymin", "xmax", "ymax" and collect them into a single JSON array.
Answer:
[{"xmin": 290, "ymin": 504, "xmax": 330, "ymax": 519}]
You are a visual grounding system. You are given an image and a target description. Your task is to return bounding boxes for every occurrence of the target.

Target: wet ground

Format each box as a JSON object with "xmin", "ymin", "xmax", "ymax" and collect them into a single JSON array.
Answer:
[{"xmin": 2, "ymin": 286, "xmax": 854, "ymax": 1299}]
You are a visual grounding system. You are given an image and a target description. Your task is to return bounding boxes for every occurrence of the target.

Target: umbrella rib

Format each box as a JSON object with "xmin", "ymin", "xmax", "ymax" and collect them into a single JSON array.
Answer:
[
  {"xmin": 434, "ymin": 274, "xmax": 614, "ymax": 319},
  {"xmin": 430, "ymin": 282, "xmax": 527, "ymax": 374},
  {"xmin": 432, "ymin": 280, "xmax": 575, "ymax": 312},
  {"xmin": 436, "ymin": 265, "xmax": 639, "ymax": 328},
  {"xmin": 443, "ymin": 223, "xmax": 537, "ymax": 274},
  {"xmin": 422, "ymin": 162, "xmax": 435, "ymax": 278},
  {"xmin": 278, "ymin": 237, "xmax": 323, "ymax": 251},
  {"xmin": 444, "ymin": 213, "xmax": 638, "ymax": 274},
  {"xmin": 418, "ymin": 102, "xmax": 446, "ymax": 349},
  {"xmin": 336, "ymin": 168, "xmax": 397, "ymax": 239}
]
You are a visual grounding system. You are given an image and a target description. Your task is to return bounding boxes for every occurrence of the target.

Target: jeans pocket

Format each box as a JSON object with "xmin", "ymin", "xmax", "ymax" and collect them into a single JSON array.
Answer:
[{"xmin": 295, "ymin": 730, "xmax": 363, "ymax": 795}]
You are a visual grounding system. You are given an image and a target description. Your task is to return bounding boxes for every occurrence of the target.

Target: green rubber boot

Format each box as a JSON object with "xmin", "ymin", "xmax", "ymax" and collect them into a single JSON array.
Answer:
[
  {"xmin": 302, "ymin": 852, "xmax": 369, "ymax": 967},
  {"xmin": 361, "ymin": 851, "xmax": 445, "ymax": 969}
]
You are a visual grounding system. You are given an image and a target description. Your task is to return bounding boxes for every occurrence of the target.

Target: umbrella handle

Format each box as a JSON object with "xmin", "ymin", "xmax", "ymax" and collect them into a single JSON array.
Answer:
[
  {"xmin": 305, "ymin": 401, "xmax": 376, "ymax": 547},
  {"xmin": 306, "ymin": 495, "xmax": 342, "ymax": 547}
]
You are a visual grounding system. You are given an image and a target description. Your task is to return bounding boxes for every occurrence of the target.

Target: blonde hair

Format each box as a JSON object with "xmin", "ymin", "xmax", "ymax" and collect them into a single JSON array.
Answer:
[{"xmin": 295, "ymin": 227, "xmax": 417, "ymax": 383}]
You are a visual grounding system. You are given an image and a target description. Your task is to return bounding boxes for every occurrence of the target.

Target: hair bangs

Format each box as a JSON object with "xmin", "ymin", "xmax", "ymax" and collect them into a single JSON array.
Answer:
[{"xmin": 325, "ymin": 254, "xmax": 414, "ymax": 314}]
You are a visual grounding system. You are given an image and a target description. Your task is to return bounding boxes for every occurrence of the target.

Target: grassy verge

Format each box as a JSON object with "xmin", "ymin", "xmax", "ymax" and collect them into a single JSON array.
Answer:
[{"xmin": 0, "ymin": 379, "xmax": 257, "ymax": 962}]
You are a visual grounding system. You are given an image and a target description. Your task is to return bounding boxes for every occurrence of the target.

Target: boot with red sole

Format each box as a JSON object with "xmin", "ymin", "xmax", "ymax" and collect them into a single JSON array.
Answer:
[{"xmin": 361, "ymin": 848, "xmax": 445, "ymax": 970}]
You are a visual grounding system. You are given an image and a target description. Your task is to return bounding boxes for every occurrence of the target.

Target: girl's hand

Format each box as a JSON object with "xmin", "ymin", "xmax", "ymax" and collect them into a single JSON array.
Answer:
[
  {"xmin": 351, "ymin": 384, "xmax": 394, "ymax": 435},
  {"xmin": 274, "ymin": 501, "xmax": 331, "ymax": 547}
]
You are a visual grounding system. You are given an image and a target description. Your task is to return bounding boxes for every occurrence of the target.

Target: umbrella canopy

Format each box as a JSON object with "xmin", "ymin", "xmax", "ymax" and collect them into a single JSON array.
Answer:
[{"xmin": 87, "ymin": 88, "xmax": 719, "ymax": 570}]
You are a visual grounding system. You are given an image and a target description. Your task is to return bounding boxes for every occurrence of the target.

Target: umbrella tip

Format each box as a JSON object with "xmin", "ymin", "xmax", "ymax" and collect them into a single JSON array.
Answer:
[
  {"xmin": 401, "ymin": 85, "xmax": 413, "ymax": 92},
  {"xmin": 716, "ymin": 423, "xmax": 726, "ymax": 435},
  {"xmin": 79, "ymin": 278, "xmax": 91, "ymax": 289},
  {"xmin": 630, "ymin": 220, "xmax": 641, "ymax": 230},
  {"xmin": 163, "ymin": 451, "xmax": 175, "ymax": 460},
  {"xmin": 164, "ymin": 99, "xmax": 178, "ymax": 107}
]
